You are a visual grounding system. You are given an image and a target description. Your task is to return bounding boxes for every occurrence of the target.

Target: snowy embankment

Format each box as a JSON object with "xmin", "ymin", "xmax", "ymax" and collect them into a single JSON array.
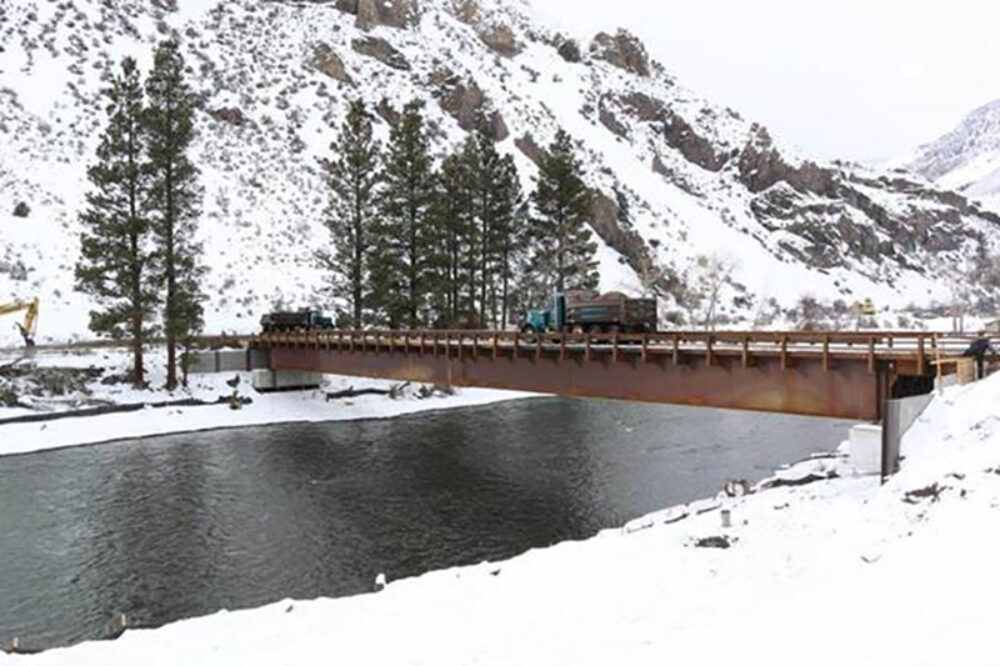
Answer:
[
  {"xmin": 0, "ymin": 347, "xmax": 532, "ymax": 457},
  {"xmin": 5, "ymin": 367, "xmax": 1000, "ymax": 663}
]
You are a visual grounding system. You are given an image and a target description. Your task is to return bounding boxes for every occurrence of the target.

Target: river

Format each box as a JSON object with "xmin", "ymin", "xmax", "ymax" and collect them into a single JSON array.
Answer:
[{"xmin": 0, "ymin": 397, "xmax": 854, "ymax": 651}]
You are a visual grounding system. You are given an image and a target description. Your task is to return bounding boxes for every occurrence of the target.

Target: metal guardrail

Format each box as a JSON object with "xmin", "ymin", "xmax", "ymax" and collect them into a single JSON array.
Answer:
[{"xmin": 251, "ymin": 330, "xmax": 990, "ymax": 377}]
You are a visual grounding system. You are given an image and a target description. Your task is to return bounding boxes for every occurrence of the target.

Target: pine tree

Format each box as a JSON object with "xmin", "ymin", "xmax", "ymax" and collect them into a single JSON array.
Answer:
[
  {"xmin": 371, "ymin": 100, "xmax": 436, "ymax": 329},
  {"xmin": 75, "ymin": 56, "xmax": 158, "ymax": 388},
  {"xmin": 432, "ymin": 150, "xmax": 476, "ymax": 327},
  {"xmin": 318, "ymin": 99, "xmax": 380, "ymax": 329},
  {"xmin": 488, "ymin": 154, "xmax": 526, "ymax": 328},
  {"xmin": 145, "ymin": 40, "xmax": 204, "ymax": 390},
  {"xmin": 532, "ymin": 130, "xmax": 599, "ymax": 294}
]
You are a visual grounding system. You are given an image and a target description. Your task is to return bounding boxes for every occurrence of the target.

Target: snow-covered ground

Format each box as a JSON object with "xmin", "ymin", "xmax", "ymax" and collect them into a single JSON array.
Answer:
[
  {"xmin": 4, "ymin": 359, "xmax": 999, "ymax": 663},
  {"xmin": 0, "ymin": 346, "xmax": 533, "ymax": 457}
]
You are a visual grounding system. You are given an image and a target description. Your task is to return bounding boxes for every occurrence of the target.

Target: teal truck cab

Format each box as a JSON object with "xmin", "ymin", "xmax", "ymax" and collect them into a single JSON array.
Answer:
[{"xmin": 520, "ymin": 292, "xmax": 657, "ymax": 334}]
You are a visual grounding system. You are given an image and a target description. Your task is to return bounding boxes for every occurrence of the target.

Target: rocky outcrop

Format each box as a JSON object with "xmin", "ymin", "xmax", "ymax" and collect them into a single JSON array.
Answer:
[
  {"xmin": 351, "ymin": 37, "xmax": 410, "ymax": 71},
  {"xmin": 209, "ymin": 107, "xmax": 246, "ymax": 125},
  {"xmin": 490, "ymin": 110, "xmax": 509, "ymax": 142},
  {"xmin": 662, "ymin": 112, "xmax": 729, "ymax": 172},
  {"xmin": 335, "ymin": 0, "xmax": 418, "ymax": 30},
  {"xmin": 515, "ymin": 133, "xmax": 543, "ymax": 165},
  {"xmin": 309, "ymin": 43, "xmax": 352, "ymax": 84},
  {"xmin": 455, "ymin": 0, "xmax": 480, "ymax": 24},
  {"xmin": 479, "ymin": 24, "xmax": 522, "ymax": 58},
  {"xmin": 598, "ymin": 97, "xmax": 628, "ymax": 139},
  {"xmin": 431, "ymin": 68, "xmax": 486, "ymax": 130},
  {"xmin": 376, "ymin": 98, "xmax": 401, "ymax": 127},
  {"xmin": 557, "ymin": 38, "xmax": 582, "ymax": 64},
  {"xmin": 590, "ymin": 30, "xmax": 650, "ymax": 77},
  {"xmin": 614, "ymin": 92, "xmax": 729, "ymax": 171},
  {"xmin": 589, "ymin": 190, "xmax": 674, "ymax": 293},
  {"xmin": 737, "ymin": 125, "xmax": 836, "ymax": 196}
]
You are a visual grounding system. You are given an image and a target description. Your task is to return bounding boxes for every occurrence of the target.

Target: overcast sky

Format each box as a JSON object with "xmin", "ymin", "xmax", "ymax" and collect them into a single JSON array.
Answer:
[{"xmin": 529, "ymin": 0, "xmax": 1000, "ymax": 162}]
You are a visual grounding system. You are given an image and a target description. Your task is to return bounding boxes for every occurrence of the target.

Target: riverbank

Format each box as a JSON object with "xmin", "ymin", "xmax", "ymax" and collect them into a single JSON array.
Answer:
[
  {"xmin": 4, "ymin": 363, "xmax": 998, "ymax": 662},
  {"xmin": 0, "ymin": 347, "xmax": 533, "ymax": 457}
]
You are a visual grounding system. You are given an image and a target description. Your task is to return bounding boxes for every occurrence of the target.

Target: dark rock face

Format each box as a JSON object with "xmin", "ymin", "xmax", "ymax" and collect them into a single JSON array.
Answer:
[
  {"xmin": 375, "ymin": 98, "xmax": 401, "ymax": 126},
  {"xmin": 557, "ymin": 39, "xmax": 581, "ymax": 63},
  {"xmin": 12, "ymin": 202, "xmax": 30, "ymax": 218},
  {"xmin": 209, "ymin": 107, "xmax": 246, "ymax": 125},
  {"xmin": 479, "ymin": 24, "xmax": 521, "ymax": 57},
  {"xmin": 335, "ymin": 0, "xmax": 418, "ymax": 30},
  {"xmin": 615, "ymin": 92, "xmax": 729, "ymax": 172},
  {"xmin": 737, "ymin": 124, "xmax": 995, "ymax": 272},
  {"xmin": 490, "ymin": 110, "xmax": 509, "ymax": 142},
  {"xmin": 589, "ymin": 190, "xmax": 670, "ymax": 293},
  {"xmin": 590, "ymin": 29, "xmax": 650, "ymax": 77},
  {"xmin": 598, "ymin": 96, "xmax": 628, "ymax": 139},
  {"xmin": 351, "ymin": 36, "xmax": 410, "ymax": 71},
  {"xmin": 662, "ymin": 112, "xmax": 728, "ymax": 173},
  {"xmin": 515, "ymin": 133, "xmax": 543, "ymax": 166},
  {"xmin": 432, "ymin": 68, "xmax": 486, "ymax": 130},
  {"xmin": 310, "ymin": 43, "xmax": 351, "ymax": 83}
]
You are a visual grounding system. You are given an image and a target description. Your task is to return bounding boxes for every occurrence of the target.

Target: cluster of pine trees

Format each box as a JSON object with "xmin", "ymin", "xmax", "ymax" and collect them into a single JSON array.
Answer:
[
  {"xmin": 76, "ymin": 41, "xmax": 204, "ymax": 390},
  {"xmin": 319, "ymin": 99, "xmax": 598, "ymax": 331}
]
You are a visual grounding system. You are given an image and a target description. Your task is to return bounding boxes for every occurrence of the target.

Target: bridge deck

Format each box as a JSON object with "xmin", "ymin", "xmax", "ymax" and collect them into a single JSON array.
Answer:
[{"xmin": 252, "ymin": 331, "xmax": 985, "ymax": 421}]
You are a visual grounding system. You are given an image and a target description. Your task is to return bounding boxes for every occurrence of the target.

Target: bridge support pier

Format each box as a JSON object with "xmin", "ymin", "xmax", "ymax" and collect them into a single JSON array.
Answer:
[{"xmin": 252, "ymin": 369, "xmax": 323, "ymax": 393}]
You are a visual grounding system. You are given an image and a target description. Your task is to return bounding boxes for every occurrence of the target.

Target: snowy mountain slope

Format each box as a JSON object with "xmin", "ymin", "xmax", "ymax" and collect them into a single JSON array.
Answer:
[
  {"xmin": 1, "ymin": 0, "xmax": 999, "ymax": 346},
  {"xmin": 905, "ymin": 99, "xmax": 1000, "ymax": 199}
]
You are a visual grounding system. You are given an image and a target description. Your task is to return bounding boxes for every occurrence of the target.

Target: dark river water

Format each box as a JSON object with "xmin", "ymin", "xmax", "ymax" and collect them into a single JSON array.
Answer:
[{"xmin": 0, "ymin": 397, "xmax": 853, "ymax": 651}]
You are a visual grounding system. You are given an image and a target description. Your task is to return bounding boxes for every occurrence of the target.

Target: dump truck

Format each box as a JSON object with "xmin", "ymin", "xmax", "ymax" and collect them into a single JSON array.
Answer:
[
  {"xmin": 520, "ymin": 291, "xmax": 657, "ymax": 334},
  {"xmin": 260, "ymin": 309, "xmax": 334, "ymax": 333}
]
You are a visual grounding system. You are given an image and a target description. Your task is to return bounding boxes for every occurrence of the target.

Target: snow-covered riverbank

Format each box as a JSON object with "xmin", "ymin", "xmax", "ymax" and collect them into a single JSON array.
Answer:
[
  {"xmin": 0, "ymin": 347, "xmax": 533, "ymax": 457},
  {"xmin": 4, "ymin": 362, "xmax": 999, "ymax": 663}
]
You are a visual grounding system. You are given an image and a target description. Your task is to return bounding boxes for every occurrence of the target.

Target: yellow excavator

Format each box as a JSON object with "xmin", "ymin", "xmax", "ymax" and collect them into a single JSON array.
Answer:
[{"xmin": 0, "ymin": 297, "xmax": 40, "ymax": 346}]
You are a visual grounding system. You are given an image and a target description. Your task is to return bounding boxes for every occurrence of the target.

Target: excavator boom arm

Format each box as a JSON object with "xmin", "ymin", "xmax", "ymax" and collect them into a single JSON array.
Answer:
[{"xmin": 0, "ymin": 298, "xmax": 40, "ymax": 345}]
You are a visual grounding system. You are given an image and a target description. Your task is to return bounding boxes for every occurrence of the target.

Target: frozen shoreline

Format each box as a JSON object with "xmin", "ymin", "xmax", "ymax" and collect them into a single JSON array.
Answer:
[{"xmin": 0, "ymin": 347, "xmax": 535, "ymax": 457}]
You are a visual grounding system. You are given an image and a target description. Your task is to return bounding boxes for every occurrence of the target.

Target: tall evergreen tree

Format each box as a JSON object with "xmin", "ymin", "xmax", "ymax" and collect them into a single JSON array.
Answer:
[
  {"xmin": 487, "ymin": 154, "xmax": 526, "ymax": 328},
  {"xmin": 432, "ymin": 150, "xmax": 476, "ymax": 326},
  {"xmin": 318, "ymin": 98, "xmax": 380, "ymax": 329},
  {"xmin": 76, "ymin": 56, "xmax": 158, "ymax": 388},
  {"xmin": 145, "ymin": 40, "xmax": 204, "ymax": 390},
  {"xmin": 531, "ymin": 130, "xmax": 599, "ymax": 294},
  {"xmin": 371, "ymin": 101, "xmax": 436, "ymax": 328},
  {"xmin": 470, "ymin": 116, "xmax": 502, "ymax": 328}
]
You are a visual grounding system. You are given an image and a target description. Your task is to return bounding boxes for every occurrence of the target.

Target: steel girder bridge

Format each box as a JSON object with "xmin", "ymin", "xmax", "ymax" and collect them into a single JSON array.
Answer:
[{"xmin": 249, "ymin": 330, "xmax": 982, "ymax": 421}]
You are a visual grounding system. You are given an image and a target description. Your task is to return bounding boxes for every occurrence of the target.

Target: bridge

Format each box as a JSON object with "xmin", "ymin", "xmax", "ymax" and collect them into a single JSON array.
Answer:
[{"xmin": 245, "ymin": 330, "xmax": 983, "ymax": 421}]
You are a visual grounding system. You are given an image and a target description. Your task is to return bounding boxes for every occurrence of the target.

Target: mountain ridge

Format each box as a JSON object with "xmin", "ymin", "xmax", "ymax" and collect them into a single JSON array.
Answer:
[{"xmin": 1, "ymin": 0, "xmax": 997, "ymax": 345}]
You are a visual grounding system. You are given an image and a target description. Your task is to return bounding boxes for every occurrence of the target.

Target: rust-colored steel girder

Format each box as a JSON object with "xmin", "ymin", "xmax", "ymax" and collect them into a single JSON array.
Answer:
[{"xmin": 247, "ymin": 330, "xmax": 970, "ymax": 421}]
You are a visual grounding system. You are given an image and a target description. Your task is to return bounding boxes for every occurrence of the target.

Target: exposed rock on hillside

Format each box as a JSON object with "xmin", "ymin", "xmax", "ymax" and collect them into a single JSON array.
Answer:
[
  {"xmin": 432, "ymin": 69, "xmax": 486, "ymax": 130},
  {"xmin": 590, "ymin": 30, "xmax": 650, "ymax": 77},
  {"xmin": 310, "ymin": 43, "xmax": 352, "ymax": 84},
  {"xmin": 351, "ymin": 36, "xmax": 410, "ymax": 71},
  {"xmin": 336, "ymin": 0, "xmax": 419, "ymax": 30},
  {"xmin": 479, "ymin": 23, "xmax": 521, "ymax": 57}
]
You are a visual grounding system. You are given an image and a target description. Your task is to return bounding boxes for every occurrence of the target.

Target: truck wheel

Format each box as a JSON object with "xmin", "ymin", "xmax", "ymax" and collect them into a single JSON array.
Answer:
[{"xmin": 521, "ymin": 325, "xmax": 536, "ymax": 334}]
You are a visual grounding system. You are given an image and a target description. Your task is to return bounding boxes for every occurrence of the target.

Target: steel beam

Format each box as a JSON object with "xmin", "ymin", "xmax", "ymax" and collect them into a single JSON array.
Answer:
[{"xmin": 268, "ymin": 345, "xmax": 884, "ymax": 420}]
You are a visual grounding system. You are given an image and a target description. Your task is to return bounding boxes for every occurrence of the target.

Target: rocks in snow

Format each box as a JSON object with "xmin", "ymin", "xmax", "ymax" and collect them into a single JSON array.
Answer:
[
  {"xmin": 335, "ymin": 0, "xmax": 419, "ymax": 30},
  {"xmin": 351, "ymin": 36, "xmax": 411, "ymax": 71},
  {"xmin": 310, "ymin": 43, "xmax": 352, "ymax": 84},
  {"xmin": 12, "ymin": 202, "xmax": 30, "ymax": 218},
  {"xmin": 590, "ymin": 29, "xmax": 650, "ymax": 77}
]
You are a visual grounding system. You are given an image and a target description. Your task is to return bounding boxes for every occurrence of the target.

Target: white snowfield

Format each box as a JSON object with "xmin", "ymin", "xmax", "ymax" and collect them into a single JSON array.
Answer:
[{"xmin": 5, "ymin": 368, "xmax": 1000, "ymax": 664}]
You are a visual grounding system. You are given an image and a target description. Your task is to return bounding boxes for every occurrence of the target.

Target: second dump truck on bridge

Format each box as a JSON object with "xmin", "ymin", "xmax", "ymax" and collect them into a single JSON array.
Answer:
[{"xmin": 520, "ymin": 291, "xmax": 657, "ymax": 334}]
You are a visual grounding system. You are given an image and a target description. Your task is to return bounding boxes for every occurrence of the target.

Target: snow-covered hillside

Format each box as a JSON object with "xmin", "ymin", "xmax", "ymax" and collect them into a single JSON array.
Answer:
[
  {"xmin": 2, "ymin": 0, "xmax": 999, "ymax": 346},
  {"xmin": 905, "ymin": 99, "xmax": 1000, "ymax": 200}
]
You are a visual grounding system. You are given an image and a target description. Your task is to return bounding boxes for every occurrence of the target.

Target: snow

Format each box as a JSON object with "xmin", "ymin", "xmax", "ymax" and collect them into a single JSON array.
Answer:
[
  {"xmin": 0, "ymin": 346, "xmax": 534, "ymax": 458},
  {"xmin": 5, "ymin": 357, "xmax": 1000, "ymax": 663},
  {"xmin": 2, "ymin": 0, "xmax": 996, "ymax": 348}
]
